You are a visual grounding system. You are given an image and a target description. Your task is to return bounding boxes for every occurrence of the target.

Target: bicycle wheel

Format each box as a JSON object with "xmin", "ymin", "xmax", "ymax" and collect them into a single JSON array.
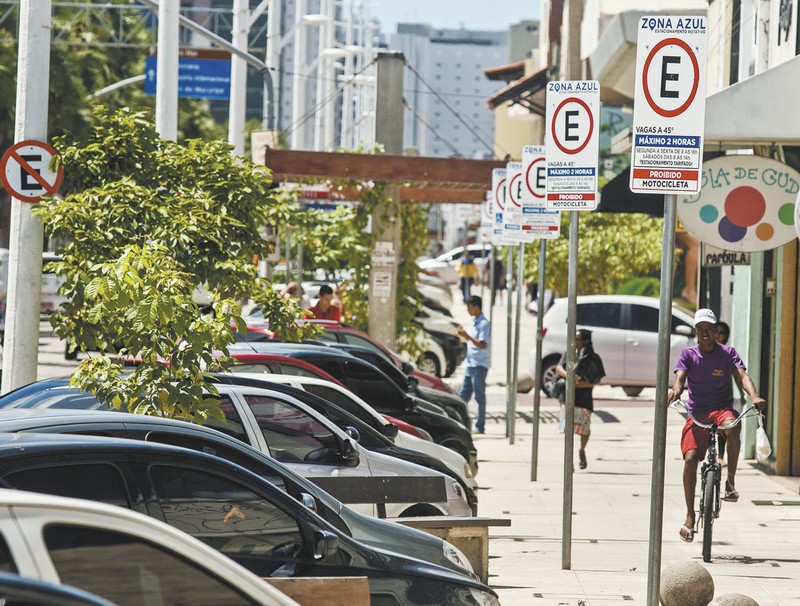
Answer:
[{"xmin": 702, "ymin": 467, "xmax": 716, "ymax": 562}]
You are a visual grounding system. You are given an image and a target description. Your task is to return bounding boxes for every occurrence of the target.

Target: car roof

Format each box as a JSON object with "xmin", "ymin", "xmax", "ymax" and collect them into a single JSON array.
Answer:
[
  {"xmin": 228, "ymin": 352, "xmax": 346, "ymax": 386},
  {"xmin": 551, "ymin": 294, "xmax": 695, "ymax": 320},
  {"xmin": 231, "ymin": 342, "xmax": 363, "ymax": 360}
]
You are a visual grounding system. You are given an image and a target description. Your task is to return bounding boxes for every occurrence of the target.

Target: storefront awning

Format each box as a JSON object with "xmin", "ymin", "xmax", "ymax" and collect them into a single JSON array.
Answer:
[
  {"xmin": 705, "ymin": 55, "xmax": 800, "ymax": 147},
  {"xmin": 486, "ymin": 65, "xmax": 552, "ymax": 115}
]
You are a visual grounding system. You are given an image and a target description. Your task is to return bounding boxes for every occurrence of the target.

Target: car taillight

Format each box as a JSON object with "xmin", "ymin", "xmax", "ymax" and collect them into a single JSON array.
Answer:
[{"xmin": 541, "ymin": 327, "xmax": 547, "ymax": 338}]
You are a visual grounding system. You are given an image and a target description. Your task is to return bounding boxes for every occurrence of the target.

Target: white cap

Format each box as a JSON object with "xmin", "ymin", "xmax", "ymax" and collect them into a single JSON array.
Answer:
[{"xmin": 693, "ymin": 308, "xmax": 717, "ymax": 326}]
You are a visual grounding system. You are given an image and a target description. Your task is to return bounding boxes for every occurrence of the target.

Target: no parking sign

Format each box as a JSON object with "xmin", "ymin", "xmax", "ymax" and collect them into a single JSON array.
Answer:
[{"xmin": 0, "ymin": 140, "xmax": 63, "ymax": 203}]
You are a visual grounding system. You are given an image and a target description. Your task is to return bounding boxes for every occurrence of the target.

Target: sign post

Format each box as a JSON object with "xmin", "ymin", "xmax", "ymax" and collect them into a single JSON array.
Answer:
[
  {"xmin": 545, "ymin": 80, "xmax": 600, "ymax": 570},
  {"xmin": 629, "ymin": 16, "xmax": 708, "ymax": 606}
]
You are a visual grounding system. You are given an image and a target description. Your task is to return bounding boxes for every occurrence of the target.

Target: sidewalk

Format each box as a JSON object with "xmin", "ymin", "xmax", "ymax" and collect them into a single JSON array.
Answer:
[
  {"xmin": 446, "ymin": 291, "xmax": 800, "ymax": 605},
  {"xmin": 471, "ymin": 389, "xmax": 800, "ymax": 605}
]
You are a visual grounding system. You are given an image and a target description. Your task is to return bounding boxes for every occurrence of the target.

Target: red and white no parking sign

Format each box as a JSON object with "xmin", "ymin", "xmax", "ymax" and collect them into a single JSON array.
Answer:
[
  {"xmin": 0, "ymin": 140, "xmax": 63, "ymax": 203},
  {"xmin": 630, "ymin": 16, "xmax": 708, "ymax": 194},
  {"xmin": 545, "ymin": 81, "xmax": 600, "ymax": 211}
]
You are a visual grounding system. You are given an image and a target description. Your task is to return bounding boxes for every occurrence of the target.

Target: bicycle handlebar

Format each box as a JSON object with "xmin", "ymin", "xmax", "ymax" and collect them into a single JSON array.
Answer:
[{"xmin": 669, "ymin": 400, "xmax": 761, "ymax": 430}]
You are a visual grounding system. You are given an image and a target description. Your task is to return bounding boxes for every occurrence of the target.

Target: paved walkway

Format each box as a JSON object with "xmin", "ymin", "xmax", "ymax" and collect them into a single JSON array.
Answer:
[{"xmin": 447, "ymin": 291, "xmax": 800, "ymax": 605}]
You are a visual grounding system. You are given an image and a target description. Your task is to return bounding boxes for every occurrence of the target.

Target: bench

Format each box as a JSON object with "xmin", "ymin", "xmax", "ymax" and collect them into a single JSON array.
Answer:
[
  {"xmin": 309, "ymin": 476, "xmax": 447, "ymax": 518},
  {"xmin": 264, "ymin": 577, "xmax": 369, "ymax": 606},
  {"xmin": 396, "ymin": 516, "xmax": 511, "ymax": 583}
]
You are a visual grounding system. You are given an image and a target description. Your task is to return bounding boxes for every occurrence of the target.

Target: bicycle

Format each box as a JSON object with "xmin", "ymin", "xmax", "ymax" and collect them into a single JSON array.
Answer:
[{"xmin": 670, "ymin": 400, "xmax": 761, "ymax": 562}]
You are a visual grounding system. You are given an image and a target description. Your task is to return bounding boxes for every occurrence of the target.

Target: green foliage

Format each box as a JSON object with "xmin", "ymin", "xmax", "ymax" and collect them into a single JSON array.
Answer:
[
  {"xmin": 36, "ymin": 107, "xmax": 309, "ymax": 419},
  {"xmin": 524, "ymin": 212, "xmax": 666, "ymax": 296},
  {"xmin": 616, "ymin": 277, "xmax": 661, "ymax": 297}
]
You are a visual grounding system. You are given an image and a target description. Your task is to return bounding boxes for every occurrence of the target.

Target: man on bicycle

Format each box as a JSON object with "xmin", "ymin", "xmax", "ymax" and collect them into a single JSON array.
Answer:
[{"xmin": 666, "ymin": 308, "xmax": 766, "ymax": 542}]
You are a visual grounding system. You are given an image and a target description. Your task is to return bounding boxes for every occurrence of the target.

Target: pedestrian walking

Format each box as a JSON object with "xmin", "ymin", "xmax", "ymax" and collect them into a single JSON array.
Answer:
[
  {"xmin": 457, "ymin": 295, "xmax": 491, "ymax": 434},
  {"xmin": 490, "ymin": 254, "xmax": 505, "ymax": 307},
  {"xmin": 456, "ymin": 249, "xmax": 479, "ymax": 303},
  {"xmin": 555, "ymin": 328, "xmax": 605, "ymax": 469}
]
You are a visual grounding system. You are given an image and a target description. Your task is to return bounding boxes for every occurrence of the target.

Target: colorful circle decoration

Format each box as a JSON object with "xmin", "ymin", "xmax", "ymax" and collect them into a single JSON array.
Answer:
[{"xmin": 677, "ymin": 156, "xmax": 800, "ymax": 253}]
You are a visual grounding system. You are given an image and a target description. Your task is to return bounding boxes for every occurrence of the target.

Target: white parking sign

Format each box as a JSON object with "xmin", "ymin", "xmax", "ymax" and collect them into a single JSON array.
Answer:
[
  {"xmin": 630, "ymin": 16, "xmax": 708, "ymax": 194},
  {"xmin": 545, "ymin": 81, "xmax": 600, "ymax": 210}
]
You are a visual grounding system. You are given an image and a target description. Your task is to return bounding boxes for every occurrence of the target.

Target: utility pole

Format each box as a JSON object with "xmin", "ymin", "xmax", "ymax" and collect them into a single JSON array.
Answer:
[
  {"xmin": 228, "ymin": 0, "xmax": 249, "ymax": 155},
  {"xmin": 368, "ymin": 51, "xmax": 404, "ymax": 349},
  {"xmin": 155, "ymin": 0, "xmax": 179, "ymax": 140},
  {"xmin": 1, "ymin": 0, "xmax": 52, "ymax": 394}
]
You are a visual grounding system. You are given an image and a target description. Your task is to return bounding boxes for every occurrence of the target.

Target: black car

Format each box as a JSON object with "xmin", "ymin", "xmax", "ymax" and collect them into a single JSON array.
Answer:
[
  {"xmin": 320, "ymin": 342, "xmax": 471, "ymax": 427},
  {"xmin": 229, "ymin": 342, "xmax": 478, "ymax": 473},
  {"xmin": 0, "ymin": 433, "xmax": 499, "ymax": 606},
  {"xmin": 209, "ymin": 375, "xmax": 478, "ymax": 515},
  {"xmin": 0, "ymin": 408, "xmax": 476, "ymax": 577}
]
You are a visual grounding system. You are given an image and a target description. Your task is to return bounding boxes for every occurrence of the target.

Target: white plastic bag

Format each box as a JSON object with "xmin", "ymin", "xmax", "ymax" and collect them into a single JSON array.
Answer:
[{"xmin": 756, "ymin": 413, "xmax": 771, "ymax": 463}]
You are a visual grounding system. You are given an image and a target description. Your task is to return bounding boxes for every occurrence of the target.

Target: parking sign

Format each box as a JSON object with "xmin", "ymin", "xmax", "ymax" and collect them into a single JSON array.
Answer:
[
  {"xmin": 545, "ymin": 81, "xmax": 601, "ymax": 210},
  {"xmin": 630, "ymin": 16, "xmax": 708, "ymax": 194}
]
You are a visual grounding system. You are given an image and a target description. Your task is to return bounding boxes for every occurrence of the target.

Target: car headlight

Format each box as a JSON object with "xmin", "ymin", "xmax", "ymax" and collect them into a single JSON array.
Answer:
[
  {"xmin": 463, "ymin": 461, "xmax": 474, "ymax": 479},
  {"xmin": 451, "ymin": 480, "xmax": 463, "ymax": 499},
  {"xmin": 442, "ymin": 540, "xmax": 474, "ymax": 574},
  {"xmin": 469, "ymin": 587, "xmax": 501, "ymax": 606}
]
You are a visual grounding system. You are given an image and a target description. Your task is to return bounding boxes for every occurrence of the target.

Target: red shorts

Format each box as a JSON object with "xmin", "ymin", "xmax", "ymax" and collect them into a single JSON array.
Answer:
[{"xmin": 680, "ymin": 408, "xmax": 738, "ymax": 458}]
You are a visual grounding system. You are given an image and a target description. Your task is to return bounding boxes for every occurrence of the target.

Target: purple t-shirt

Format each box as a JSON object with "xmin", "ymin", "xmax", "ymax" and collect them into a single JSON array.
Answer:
[{"xmin": 674, "ymin": 343, "xmax": 745, "ymax": 414}]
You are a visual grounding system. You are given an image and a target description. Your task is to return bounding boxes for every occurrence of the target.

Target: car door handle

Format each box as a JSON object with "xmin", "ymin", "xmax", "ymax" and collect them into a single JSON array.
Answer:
[{"xmin": 626, "ymin": 339, "xmax": 640, "ymax": 345}]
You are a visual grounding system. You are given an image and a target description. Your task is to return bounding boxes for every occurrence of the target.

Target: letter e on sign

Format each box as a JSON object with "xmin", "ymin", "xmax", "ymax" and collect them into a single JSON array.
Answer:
[{"xmin": 0, "ymin": 140, "xmax": 63, "ymax": 203}]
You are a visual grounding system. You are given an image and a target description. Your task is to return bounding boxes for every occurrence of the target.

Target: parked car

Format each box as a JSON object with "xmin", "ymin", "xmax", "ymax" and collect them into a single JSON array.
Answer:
[
  {"xmin": 418, "ymin": 243, "xmax": 492, "ymax": 285},
  {"xmin": 416, "ymin": 306, "xmax": 467, "ymax": 376},
  {"xmin": 0, "ymin": 487, "xmax": 300, "ymax": 605},
  {"xmin": 0, "ymin": 435, "xmax": 500, "ymax": 605},
  {"xmin": 229, "ymin": 342, "xmax": 478, "ymax": 473},
  {"xmin": 531, "ymin": 294, "xmax": 696, "ymax": 397},
  {"xmin": 226, "ymin": 351, "xmax": 436, "ymax": 443},
  {"xmin": 323, "ymin": 342, "xmax": 470, "ymax": 427},
  {"xmin": 0, "ymin": 378, "xmax": 471, "ymax": 519},
  {"xmin": 209, "ymin": 374, "xmax": 478, "ymax": 515},
  {"xmin": 305, "ymin": 319, "xmax": 456, "ymax": 391},
  {"xmin": 227, "ymin": 373, "xmax": 477, "ymax": 497},
  {"xmin": 0, "ymin": 408, "xmax": 475, "ymax": 577},
  {"xmin": 0, "ymin": 572, "xmax": 116, "ymax": 606}
]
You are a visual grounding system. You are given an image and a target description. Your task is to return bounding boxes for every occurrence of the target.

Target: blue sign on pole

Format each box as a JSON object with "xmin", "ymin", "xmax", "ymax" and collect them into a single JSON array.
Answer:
[{"xmin": 144, "ymin": 48, "xmax": 231, "ymax": 100}]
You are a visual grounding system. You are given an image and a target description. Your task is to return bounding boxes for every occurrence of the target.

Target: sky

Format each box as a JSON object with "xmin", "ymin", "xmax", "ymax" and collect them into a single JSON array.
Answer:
[{"xmin": 370, "ymin": 0, "xmax": 541, "ymax": 34}]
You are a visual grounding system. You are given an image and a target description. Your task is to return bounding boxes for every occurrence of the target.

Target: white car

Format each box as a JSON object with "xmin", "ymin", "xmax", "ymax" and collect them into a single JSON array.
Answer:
[
  {"xmin": 0, "ymin": 488, "xmax": 299, "ymax": 605},
  {"xmin": 418, "ymin": 244, "xmax": 492, "ymax": 285},
  {"xmin": 531, "ymin": 294, "xmax": 695, "ymax": 397},
  {"xmin": 243, "ymin": 373, "xmax": 478, "ymax": 493}
]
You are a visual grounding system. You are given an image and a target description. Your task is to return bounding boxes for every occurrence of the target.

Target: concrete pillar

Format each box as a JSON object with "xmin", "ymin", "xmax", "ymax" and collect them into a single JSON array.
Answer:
[{"xmin": 368, "ymin": 51, "xmax": 404, "ymax": 350}]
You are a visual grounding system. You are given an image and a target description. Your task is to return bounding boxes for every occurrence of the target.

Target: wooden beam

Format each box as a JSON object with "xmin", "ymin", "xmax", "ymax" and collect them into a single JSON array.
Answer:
[
  {"xmin": 399, "ymin": 187, "xmax": 486, "ymax": 203},
  {"xmin": 264, "ymin": 149, "xmax": 505, "ymax": 187}
]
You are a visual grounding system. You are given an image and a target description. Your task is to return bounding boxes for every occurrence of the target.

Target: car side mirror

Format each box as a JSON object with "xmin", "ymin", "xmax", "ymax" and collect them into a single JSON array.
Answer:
[
  {"xmin": 344, "ymin": 425, "xmax": 361, "ymax": 442},
  {"xmin": 406, "ymin": 376, "xmax": 419, "ymax": 393},
  {"xmin": 299, "ymin": 492, "xmax": 317, "ymax": 512},
  {"xmin": 380, "ymin": 423, "xmax": 399, "ymax": 441},
  {"xmin": 404, "ymin": 396, "xmax": 417, "ymax": 413},
  {"xmin": 313, "ymin": 530, "xmax": 339, "ymax": 560},
  {"xmin": 675, "ymin": 325, "xmax": 693, "ymax": 336},
  {"xmin": 341, "ymin": 438, "xmax": 360, "ymax": 467},
  {"xmin": 401, "ymin": 361, "xmax": 414, "ymax": 375}
]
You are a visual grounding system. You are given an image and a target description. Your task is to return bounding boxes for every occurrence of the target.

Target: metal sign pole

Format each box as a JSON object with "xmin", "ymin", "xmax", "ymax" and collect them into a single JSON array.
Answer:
[
  {"xmin": 562, "ymin": 211, "xmax": 579, "ymax": 570},
  {"xmin": 531, "ymin": 238, "xmax": 546, "ymax": 480},
  {"xmin": 505, "ymin": 245, "xmax": 514, "ymax": 437},
  {"xmin": 646, "ymin": 194, "xmax": 678, "ymax": 605},
  {"xmin": 509, "ymin": 243, "xmax": 525, "ymax": 443},
  {"xmin": 488, "ymin": 246, "xmax": 496, "ymax": 350}
]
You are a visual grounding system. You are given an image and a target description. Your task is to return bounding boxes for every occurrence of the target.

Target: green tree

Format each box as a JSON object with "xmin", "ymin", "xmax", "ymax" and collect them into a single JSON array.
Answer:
[
  {"xmin": 525, "ymin": 212, "xmax": 666, "ymax": 296},
  {"xmin": 36, "ymin": 107, "xmax": 308, "ymax": 421}
]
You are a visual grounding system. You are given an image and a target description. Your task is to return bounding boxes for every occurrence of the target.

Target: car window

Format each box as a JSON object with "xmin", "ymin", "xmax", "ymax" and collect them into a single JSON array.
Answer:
[
  {"xmin": 0, "ymin": 533, "xmax": 17, "ymax": 573},
  {"xmin": 242, "ymin": 395, "xmax": 340, "ymax": 464},
  {"xmin": 629, "ymin": 304, "xmax": 659, "ymax": 333},
  {"xmin": 8, "ymin": 390, "xmax": 110, "ymax": 410},
  {"xmin": 43, "ymin": 524, "xmax": 260, "ymax": 605},
  {"xmin": 344, "ymin": 362, "xmax": 404, "ymax": 410},
  {"xmin": 144, "ymin": 432, "xmax": 286, "ymax": 490},
  {"xmin": 671, "ymin": 314, "xmax": 691, "ymax": 334},
  {"xmin": 314, "ymin": 331, "xmax": 338, "ymax": 343},
  {"xmin": 231, "ymin": 363, "xmax": 272, "ymax": 374},
  {"xmin": 205, "ymin": 397, "xmax": 250, "ymax": 443},
  {"xmin": 2, "ymin": 464, "xmax": 130, "ymax": 509},
  {"xmin": 275, "ymin": 363, "xmax": 321, "ymax": 378},
  {"xmin": 307, "ymin": 359, "xmax": 347, "ymax": 383},
  {"xmin": 150, "ymin": 465, "xmax": 302, "ymax": 577},
  {"xmin": 340, "ymin": 334, "xmax": 392, "ymax": 363},
  {"xmin": 576, "ymin": 302, "xmax": 622, "ymax": 329}
]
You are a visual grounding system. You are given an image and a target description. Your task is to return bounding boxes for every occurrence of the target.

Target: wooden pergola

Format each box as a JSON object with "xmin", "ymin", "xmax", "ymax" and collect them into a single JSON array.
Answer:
[{"xmin": 263, "ymin": 149, "xmax": 507, "ymax": 204}]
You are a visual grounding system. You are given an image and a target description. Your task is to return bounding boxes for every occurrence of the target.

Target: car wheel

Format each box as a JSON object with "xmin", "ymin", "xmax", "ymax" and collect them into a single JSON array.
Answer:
[
  {"xmin": 399, "ymin": 504, "xmax": 443, "ymax": 517},
  {"xmin": 622, "ymin": 386, "xmax": 644, "ymax": 397},
  {"xmin": 417, "ymin": 352, "xmax": 441, "ymax": 377},
  {"xmin": 540, "ymin": 355, "xmax": 561, "ymax": 397}
]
